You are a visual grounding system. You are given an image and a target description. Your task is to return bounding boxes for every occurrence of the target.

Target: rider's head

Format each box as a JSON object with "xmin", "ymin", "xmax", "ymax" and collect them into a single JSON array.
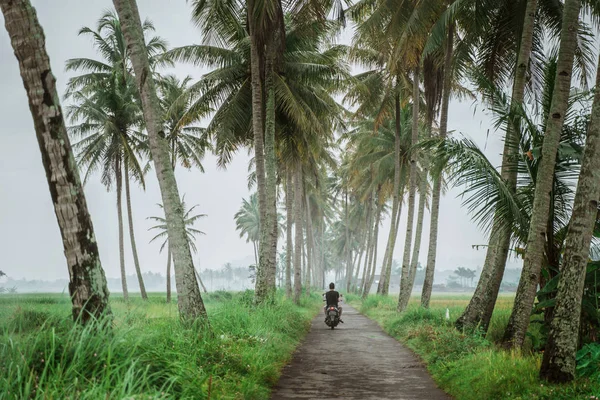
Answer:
[{"xmin": 329, "ymin": 282, "xmax": 335, "ymax": 290}]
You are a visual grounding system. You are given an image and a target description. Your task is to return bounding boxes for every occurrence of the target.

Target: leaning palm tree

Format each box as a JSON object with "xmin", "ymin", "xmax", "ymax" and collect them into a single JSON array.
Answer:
[
  {"xmin": 148, "ymin": 197, "xmax": 207, "ymax": 302},
  {"xmin": 65, "ymin": 10, "xmax": 168, "ymax": 301},
  {"xmin": 112, "ymin": 0, "xmax": 208, "ymax": 320},
  {"xmin": 1, "ymin": 0, "xmax": 111, "ymax": 323}
]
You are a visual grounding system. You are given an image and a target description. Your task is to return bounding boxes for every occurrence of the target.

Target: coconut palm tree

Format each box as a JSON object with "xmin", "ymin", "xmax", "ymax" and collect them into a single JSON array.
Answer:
[
  {"xmin": 235, "ymin": 193, "xmax": 261, "ymax": 266},
  {"xmin": 65, "ymin": 11, "xmax": 169, "ymax": 301},
  {"xmin": 112, "ymin": 0, "xmax": 208, "ymax": 320},
  {"xmin": 157, "ymin": 74, "xmax": 211, "ymax": 171},
  {"xmin": 0, "ymin": 0, "xmax": 111, "ymax": 323},
  {"xmin": 540, "ymin": 55, "xmax": 600, "ymax": 381},
  {"xmin": 168, "ymin": 15, "xmax": 346, "ymax": 302},
  {"xmin": 67, "ymin": 73, "xmax": 148, "ymax": 301},
  {"xmin": 503, "ymin": 0, "xmax": 584, "ymax": 349},
  {"xmin": 452, "ymin": 0, "xmax": 595, "ymax": 332},
  {"xmin": 148, "ymin": 197, "xmax": 207, "ymax": 302}
]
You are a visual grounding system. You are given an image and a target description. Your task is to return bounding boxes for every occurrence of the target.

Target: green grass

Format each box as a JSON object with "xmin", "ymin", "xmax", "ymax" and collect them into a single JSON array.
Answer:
[
  {"xmin": 350, "ymin": 294, "xmax": 600, "ymax": 400},
  {"xmin": 0, "ymin": 291, "xmax": 320, "ymax": 399}
]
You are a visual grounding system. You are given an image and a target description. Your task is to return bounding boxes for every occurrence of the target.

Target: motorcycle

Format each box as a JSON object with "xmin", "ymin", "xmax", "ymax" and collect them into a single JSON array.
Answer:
[{"xmin": 324, "ymin": 305, "xmax": 340, "ymax": 329}]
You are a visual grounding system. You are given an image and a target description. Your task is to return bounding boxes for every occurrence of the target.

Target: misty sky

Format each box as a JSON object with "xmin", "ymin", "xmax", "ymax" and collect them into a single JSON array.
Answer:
[{"xmin": 0, "ymin": 0, "xmax": 522, "ymax": 283}]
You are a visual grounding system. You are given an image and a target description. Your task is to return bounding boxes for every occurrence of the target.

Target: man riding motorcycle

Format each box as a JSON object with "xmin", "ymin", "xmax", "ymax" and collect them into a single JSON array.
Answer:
[{"xmin": 323, "ymin": 282, "xmax": 343, "ymax": 323}]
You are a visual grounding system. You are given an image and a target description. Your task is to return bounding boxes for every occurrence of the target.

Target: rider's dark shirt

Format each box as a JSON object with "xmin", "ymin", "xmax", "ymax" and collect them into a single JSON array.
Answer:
[{"xmin": 325, "ymin": 290, "xmax": 340, "ymax": 307}]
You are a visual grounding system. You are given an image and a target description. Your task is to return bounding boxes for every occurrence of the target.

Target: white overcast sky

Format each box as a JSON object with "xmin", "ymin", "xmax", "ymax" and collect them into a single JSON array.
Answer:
[{"xmin": 0, "ymin": 0, "xmax": 522, "ymax": 282}]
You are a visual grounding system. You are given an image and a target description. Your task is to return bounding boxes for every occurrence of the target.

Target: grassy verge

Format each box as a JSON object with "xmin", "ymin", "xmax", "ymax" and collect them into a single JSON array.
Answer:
[
  {"xmin": 348, "ymin": 294, "xmax": 600, "ymax": 400},
  {"xmin": 0, "ymin": 291, "xmax": 320, "ymax": 399}
]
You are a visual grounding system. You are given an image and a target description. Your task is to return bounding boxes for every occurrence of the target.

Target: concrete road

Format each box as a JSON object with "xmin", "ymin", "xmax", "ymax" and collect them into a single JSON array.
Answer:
[{"xmin": 270, "ymin": 305, "xmax": 451, "ymax": 399}]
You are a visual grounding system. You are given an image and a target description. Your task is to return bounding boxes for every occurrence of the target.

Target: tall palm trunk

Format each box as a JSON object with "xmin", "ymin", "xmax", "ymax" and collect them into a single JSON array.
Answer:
[
  {"xmin": 293, "ymin": 163, "xmax": 304, "ymax": 303},
  {"xmin": 360, "ymin": 202, "xmax": 375, "ymax": 295},
  {"xmin": 124, "ymin": 164, "xmax": 147, "ymax": 300},
  {"xmin": 112, "ymin": 0, "xmax": 207, "ymax": 321},
  {"xmin": 1, "ymin": 0, "xmax": 111, "ymax": 323},
  {"xmin": 540, "ymin": 54, "xmax": 600, "ymax": 382},
  {"xmin": 256, "ymin": 45, "xmax": 279, "ymax": 302},
  {"xmin": 503, "ymin": 0, "xmax": 581, "ymax": 348},
  {"xmin": 116, "ymin": 158, "xmax": 129, "ymax": 300},
  {"xmin": 306, "ymin": 191, "xmax": 317, "ymax": 293},
  {"xmin": 364, "ymin": 201, "xmax": 382, "ymax": 298},
  {"xmin": 166, "ymin": 246, "xmax": 172, "ymax": 302},
  {"xmin": 408, "ymin": 173, "xmax": 427, "ymax": 283},
  {"xmin": 285, "ymin": 167, "xmax": 294, "ymax": 298},
  {"xmin": 378, "ymin": 92, "xmax": 403, "ymax": 295},
  {"xmin": 360, "ymin": 234, "xmax": 373, "ymax": 295},
  {"xmin": 456, "ymin": 0, "xmax": 538, "ymax": 328},
  {"xmin": 398, "ymin": 65, "xmax": 421, "ymax": 312},
  {"xmin": 422, "ymin": 24, "xmax": 454, "ymax": 308}
]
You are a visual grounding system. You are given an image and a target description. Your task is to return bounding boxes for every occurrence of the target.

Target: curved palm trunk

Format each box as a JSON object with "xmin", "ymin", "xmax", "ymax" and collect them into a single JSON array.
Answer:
[
  {"xmin": 540, "ymin": 54, "xmax": 600, "ymax": 382},
  {"xmin": 398, "ymin": 66, "xmax": 421, "ymax": 312},
  {"xmin": 423, "ymin": 25, "xmax": 454, "ymax": 304},
  {"xmin": 293, "ymin": 163, "xmax": 304, "ymax": 304},
  {"xmin": 456, "ymin": 0, "xmax": 538, "ymax": 330},
  {"xmin": 116, "ymin": 158, "xmax": 129, "ymax": 301},
  {"xmin": 285, "ymin": 167, "xmax": 294, "ymax": 298},
  {"xmin": 166, "ymin": 246, "xmax": 172, "ymax": 303},
  {"xmin": 124, "ymin": 165, "xmax": 147, "ymax": 300},
  {"xmin": 1, "ymin": 0, "xmax": 111, "ymax": 323},
  {"xmin": 113, "ymin": 0, "xmax": 207, "ymax": 321},
  {"xmin": 503, "ymin": 0, "xmax": 581, "ymax": 348}
]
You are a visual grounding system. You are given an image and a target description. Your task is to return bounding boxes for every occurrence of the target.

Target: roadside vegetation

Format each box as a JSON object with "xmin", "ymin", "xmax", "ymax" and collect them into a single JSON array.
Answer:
[
  {"xmin": 349, "ymin": 294, "xmax": 600, "ymax": 400},
  {"xmin": 0, "ymin": 292, "xmax": 319, "ymax": 400}
]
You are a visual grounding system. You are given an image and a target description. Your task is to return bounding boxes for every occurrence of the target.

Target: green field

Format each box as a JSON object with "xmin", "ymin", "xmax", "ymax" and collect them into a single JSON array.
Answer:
[
  {"xmin": 0, "ymin": 292, "xmax": 320, "ymax": 400},
  {"xmin": 349, "ymin": 294, "xmax": 600, "ymax": 400}
]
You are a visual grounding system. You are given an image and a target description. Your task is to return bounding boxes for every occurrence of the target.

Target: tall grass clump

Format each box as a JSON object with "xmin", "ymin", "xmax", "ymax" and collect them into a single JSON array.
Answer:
[{"xmin": 0, "ymin": 291, "xmax": 320, "ymax": 399}]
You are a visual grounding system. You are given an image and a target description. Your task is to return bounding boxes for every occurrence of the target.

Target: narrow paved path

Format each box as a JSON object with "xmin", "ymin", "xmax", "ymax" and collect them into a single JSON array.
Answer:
[{"xmin": 271, "ymin": 305, "xmax": 450, "ymax": 399}]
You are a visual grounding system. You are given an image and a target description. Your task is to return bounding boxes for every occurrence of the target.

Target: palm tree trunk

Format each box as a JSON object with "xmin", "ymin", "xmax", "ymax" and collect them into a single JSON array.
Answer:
[
  {"xmin": 166, "ymin": 246, "xmax": 172, "ymax": 303},
  {"xmin": 194, "ymin": 268, "xmax": 208, "ymax": 293},
  {"xmin": 456, "ymin": 0, "xmax": 538, "ymax": 330},
  {"xmin": 253, "ymin": 241, "xmax": 258, "ymax": 267},
  {"xmin": 116, "ymin": 158, "xmax": 129, "ymax": 301},
  {"xmin": 398, "ymin": 65, "xmax": 421, "ymax": 312},
  {"xmin": 456, "ymin": 0, "xmax": 537, "ymax": 328},
  {"xmin": 112, "ymin": 0, "xmax": 207, "ymax": 321},
  {"xmin": 406, "ymin": 173, "xmax": 427, "ymax": 288},
  {"xmin": 421, "ymin": 53, "xmax": 449, "ymax": 305},
  {"xmin": 285, "ymin": 167, "xmax": 294, "ymax": 297},
  {"xmin": 256, "ymin": 43, "xmax": 279, "ymax": 302},
  {"xmin": 540, "ymin": 54, "xmax": 600, "ymax": 383},
  {"xmin": 293, "ymin": 163, "xmax": 304, "ymax": 304},
  {"xmin": 305, "ymin": 191, "xmax": 317, "ymax": 294},
  {"xmin": 422, "ymin": 23, "xmax": 454, "ymax": 306},
  {"xmin": 0, "ymin": 0, "xmax": 111, "ymax": 323},
  {"xmin": 379, "ymin": 92, "xmax": 404, "ymax": 295},
  {"xmin": 365, "ymin": 201, "xmax": 382, "ymax": 298},
  {"xmin": 503, "ymin": 0, "xmax": 581, "ymax": 349},
  {"xmin": 124, "ymin": 164, "xmax": 147, "ymax": 300},
  {"xmin": 360, "ymin": 203, "xmax": 374, "ymax": 295}
]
